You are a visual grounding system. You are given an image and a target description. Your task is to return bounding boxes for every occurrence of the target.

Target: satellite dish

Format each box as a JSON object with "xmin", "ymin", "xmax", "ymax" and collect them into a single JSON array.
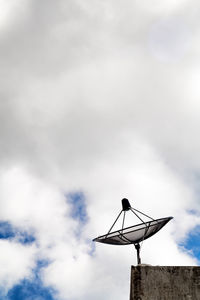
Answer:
[{"xmin": 93, "ymin": 198, "xmax": 173, "ymax": 264}]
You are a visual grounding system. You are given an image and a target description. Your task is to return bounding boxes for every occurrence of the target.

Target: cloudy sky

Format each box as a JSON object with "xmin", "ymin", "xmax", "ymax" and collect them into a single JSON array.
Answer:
[{"xmin": 1, "ymin": 0, "xmax": 200, "ymax": 299}]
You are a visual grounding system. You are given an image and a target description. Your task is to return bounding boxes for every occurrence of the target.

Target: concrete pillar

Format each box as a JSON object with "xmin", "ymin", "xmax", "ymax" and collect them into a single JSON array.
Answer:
[{"xmin": 130, "ymin": 265, "xmax": 200, "ymax": 300}]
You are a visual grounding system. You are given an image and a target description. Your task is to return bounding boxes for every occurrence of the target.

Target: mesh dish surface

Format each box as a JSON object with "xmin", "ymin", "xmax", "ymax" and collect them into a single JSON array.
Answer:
[{"xmin": 93, "ymin": 217, "xmax": 173, "ymax": 245}]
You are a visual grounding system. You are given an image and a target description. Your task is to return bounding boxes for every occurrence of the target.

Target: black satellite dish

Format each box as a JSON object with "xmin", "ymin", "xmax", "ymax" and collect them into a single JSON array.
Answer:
[{"xmin": 93, "ymin": 198, "xmax": 173, "ymax": 264}]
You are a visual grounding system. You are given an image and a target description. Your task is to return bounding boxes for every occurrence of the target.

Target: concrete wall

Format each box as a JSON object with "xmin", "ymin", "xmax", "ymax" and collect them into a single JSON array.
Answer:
[{"xmin": 130, "ymin": 265, "xmax": 200, "ymax": 300}]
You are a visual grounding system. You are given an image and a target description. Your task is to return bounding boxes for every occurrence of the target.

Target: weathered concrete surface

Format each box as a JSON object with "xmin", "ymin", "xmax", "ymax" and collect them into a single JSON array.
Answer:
[{"xmin": 130, "ymin": 265, "xmax": 200, "ymax": 300}]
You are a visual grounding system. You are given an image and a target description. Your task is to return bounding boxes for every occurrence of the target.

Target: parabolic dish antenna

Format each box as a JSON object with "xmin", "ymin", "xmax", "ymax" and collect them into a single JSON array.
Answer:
[{"xmin": 93, "ymin": 198, "xmax": 173, "ymax": 264}]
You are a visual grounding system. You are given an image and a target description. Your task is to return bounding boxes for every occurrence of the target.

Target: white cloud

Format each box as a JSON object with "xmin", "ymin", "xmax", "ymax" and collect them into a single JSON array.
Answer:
[
  {"xmin": 0, "ymin": 0, "xmax": 200, "ymax": 299},
  {"xmin": 148, "ymin": 17, "xmax": 192, "ymax": 62},
  {"xmin": 136, "ymin": 0, "xmax": 189, "ymax": 15},
  {"xmin": 0, "ymin": 0, "xmax": 31, "ymax": 34},
  {"xmin": 0, "ymin": 240, "xmax": 36, "ymax": 293}
]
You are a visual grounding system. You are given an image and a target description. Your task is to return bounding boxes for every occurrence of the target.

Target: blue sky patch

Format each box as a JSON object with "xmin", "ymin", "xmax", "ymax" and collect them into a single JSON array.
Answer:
[
  {"xmin": 6, "ymin": 280, "xmax": 55, "ymax": 300},
  {"xmin": 0, "ymin": 221, "xmax": 35, "ymax": 245},
  {"xmin": 17, "ymin": 231, "xmax": 36, "ymax": 245},
  {"xmin": 5, "ymin": 260, "xmax": 56, "ymax": 300},
  {"xmin": 182, "ymin": 226, "xmax": 200, "ymax": 260},
  {"xmin": 0, "ymin": 222, "xmax": 15, "ymax": 239},
  {"xmin": 67, "ymin": 192, "xmax": 89, "ymax": 225},
  {"xmin": 0, "ymin": 259, "xmax": 57, "ymax": 300}
]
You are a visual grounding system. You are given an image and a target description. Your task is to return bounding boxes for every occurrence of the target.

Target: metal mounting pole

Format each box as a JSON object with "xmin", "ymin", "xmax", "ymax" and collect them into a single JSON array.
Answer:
[{"xmin": 135, "ymin": 243, "xmax": 141, "ymax": 265}]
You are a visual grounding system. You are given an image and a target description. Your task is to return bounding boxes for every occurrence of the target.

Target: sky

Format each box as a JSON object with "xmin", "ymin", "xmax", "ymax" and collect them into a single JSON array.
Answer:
[{"xmin": 0, "ymin": 0, "xmax": 200, "ymax": 299}]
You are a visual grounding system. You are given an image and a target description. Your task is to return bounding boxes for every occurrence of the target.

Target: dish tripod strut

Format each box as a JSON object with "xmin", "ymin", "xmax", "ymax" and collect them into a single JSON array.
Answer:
[{"xmin": 106, "ymin": 198, "xmax": 155, "ymax": 265}]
